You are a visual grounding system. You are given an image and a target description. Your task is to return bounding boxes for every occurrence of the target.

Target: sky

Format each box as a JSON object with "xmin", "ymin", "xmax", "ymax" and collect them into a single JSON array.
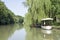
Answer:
[{"xmin": 1, "ymin": 0, "xmax": 28, "ymax": 17}]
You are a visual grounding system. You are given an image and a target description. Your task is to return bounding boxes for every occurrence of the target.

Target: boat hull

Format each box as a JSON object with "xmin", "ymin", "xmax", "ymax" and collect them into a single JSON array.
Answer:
[{"xmin": 41, "ymin": 26, "xmax": 52, "ymax": 30}]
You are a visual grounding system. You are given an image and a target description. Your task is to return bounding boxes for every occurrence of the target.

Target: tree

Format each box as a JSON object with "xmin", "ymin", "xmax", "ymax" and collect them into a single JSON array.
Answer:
[
  {"xmin": 24, "ymin": 0, "xmax": 51, "ymax": 26},
  {"xmin": 50, "ymin": 0, "xmax": 60, "ymax": 22},
  {"xmin": 24, "ymin": 0, "xmax": 60, "ymax": 26},
  {"xmin": 0, "ymin": 1, "xmax": 15, "ymax": 24}
]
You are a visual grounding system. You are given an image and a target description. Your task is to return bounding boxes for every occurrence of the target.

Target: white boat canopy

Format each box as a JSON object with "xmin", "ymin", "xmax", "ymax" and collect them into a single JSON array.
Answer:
[{"xmin": 41, "ymin": 18, "xmax": 53, "ymax": 21}]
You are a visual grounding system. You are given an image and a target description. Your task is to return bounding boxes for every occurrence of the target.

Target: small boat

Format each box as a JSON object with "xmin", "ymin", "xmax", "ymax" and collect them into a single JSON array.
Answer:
[
  {"xmin": 41, "ymin": 26, "xmax": 52, "ymax": 30},
  {"xmin": 41, "ymin": 18, "xmax": 53, "ymax": 30}
]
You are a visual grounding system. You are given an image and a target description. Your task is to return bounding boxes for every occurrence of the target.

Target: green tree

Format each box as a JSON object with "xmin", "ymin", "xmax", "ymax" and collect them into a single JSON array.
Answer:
[
  {"xmin": 24, "ymin": 0, "xmax": 60, "ymax": 26},
  {"xmin": 0, "ymin": 1, "xmax": 15, "ymax": 24},
  {"xmin": 24, "ymin": 0, "xmax": 51, "ymax": 26},
  {"xmin": 51, "ymin": 0, "xmax": 60, "ymax": 17}
]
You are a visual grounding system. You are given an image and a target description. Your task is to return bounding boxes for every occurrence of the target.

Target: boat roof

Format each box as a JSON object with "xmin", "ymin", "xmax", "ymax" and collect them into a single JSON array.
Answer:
[{"xmin": 41, "ymin": 18, "xmax": 53, "ymax": 21}]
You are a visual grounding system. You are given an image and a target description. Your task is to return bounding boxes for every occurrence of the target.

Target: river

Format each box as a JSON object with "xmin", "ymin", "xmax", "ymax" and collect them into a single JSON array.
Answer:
[{"xmin": 0, "ymin": 24, "xmax": 60, "ymax": 40}]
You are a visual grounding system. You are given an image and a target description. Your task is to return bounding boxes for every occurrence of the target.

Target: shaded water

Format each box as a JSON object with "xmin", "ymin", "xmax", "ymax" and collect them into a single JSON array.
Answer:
[{"xmin": 0, "ymin": 24, "xmax": 60, "ymax": 40}]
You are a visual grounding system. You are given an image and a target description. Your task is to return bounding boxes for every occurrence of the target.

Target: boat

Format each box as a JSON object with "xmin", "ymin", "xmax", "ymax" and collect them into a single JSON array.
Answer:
[{"xmin": 41, "ymin": 18, "xmax": 53, "ymax": 30}]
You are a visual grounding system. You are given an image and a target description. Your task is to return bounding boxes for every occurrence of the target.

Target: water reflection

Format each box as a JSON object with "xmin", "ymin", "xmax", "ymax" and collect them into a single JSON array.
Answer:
[
  {"xmin": 0, "ymin": 24, "xmax": 23, "ymax": 40},
  {"xmin": 41, "ymin": 29, "xmax": 52, "ymax": 34},
  {"xmin": 8, "ymin": 28, "xmax": 26, "ymax": 40},
  {"xmin": 0, "ymin": 25, "xmax": 60, "ymax": 40},
  {"xmin": 26, "ymin": 28, "xmax": 60, "ymax": 40}
]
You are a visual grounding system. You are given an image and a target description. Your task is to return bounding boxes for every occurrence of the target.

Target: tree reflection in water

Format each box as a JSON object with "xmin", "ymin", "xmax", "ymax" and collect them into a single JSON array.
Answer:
[
  {"xmin": 0, "ymin": 25, "xmax": 60, "ymax": 40},
  {"xmin": 25, "ymin": 27, "xmax": 60, "ymax": 40},
  {"xmin": 0, "ymin": 24, "xmax": 23, "ymax": 40}
]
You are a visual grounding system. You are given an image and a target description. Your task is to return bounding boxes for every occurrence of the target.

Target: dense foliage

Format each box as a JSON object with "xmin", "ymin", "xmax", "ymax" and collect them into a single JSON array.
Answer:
[
  {"xmin": 15, "ymin": 15, "xmax": 24, "ymax": 23},
  {"xmin": 0, "ymin": 1, "xmax": 24, "ymax": 25},
  {"xmin": 24, "ymin": 0, "xmax": 60, "ymax": 26}
]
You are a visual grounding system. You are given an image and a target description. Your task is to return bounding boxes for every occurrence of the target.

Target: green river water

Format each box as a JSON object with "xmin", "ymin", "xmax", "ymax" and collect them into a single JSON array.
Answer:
[{"xmin": 0, "ymin": 24, "xmax": 60, "ymax": 40}]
